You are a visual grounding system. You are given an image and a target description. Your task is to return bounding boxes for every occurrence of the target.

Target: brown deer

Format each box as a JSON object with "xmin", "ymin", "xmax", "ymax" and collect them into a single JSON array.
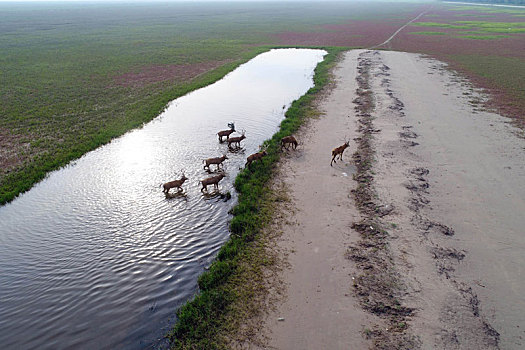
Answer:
[
  {"xmin": 203, "ymin": 154, "xmax": 228, "ymax": 171},
  {"xmin": 163, "ymin": 171, "xmax": 188, "ymax": 193},
  {"xmin": 227, "ymin": 130, "xmax": 246, "ymax": 149},
  {"xmin": 281, "ymin": 135, "xmax": 298, "ymax": 150},
  {"xmin": 331, "ymin": 141, "xmax": 350, "ymax": 166},
  {"xmin": 200, "ymin": 173, "xmax": 225, "ymax": 192},
  {"xmin": 245, "ymin": 150, "xmax": 267, "ymax": 168},
  {"xmin": 217, "ymin": 122, "xmax": 235, "ymax": 143}
]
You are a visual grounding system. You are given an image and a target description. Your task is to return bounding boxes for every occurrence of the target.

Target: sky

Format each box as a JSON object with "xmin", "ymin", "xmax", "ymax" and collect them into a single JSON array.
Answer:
[{"xmin": 0, "ymin": 0, "xmax": 432, "ymax": 2}]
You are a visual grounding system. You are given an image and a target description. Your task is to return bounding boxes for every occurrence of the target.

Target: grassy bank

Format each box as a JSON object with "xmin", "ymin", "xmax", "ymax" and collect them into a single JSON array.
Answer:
[{"xmin": 167, "ymin": 47, "xmax": 346, "ymax": 349}]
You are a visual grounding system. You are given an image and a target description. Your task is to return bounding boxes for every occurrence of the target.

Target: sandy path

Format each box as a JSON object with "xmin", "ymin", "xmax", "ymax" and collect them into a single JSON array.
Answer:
[
  {"xmin": 254, "ymin": 50, "xmax": 374, "ymax": 349},
  {"xmin": 252, "ymin": 49, "xmax": 525, "ymax": 349}
]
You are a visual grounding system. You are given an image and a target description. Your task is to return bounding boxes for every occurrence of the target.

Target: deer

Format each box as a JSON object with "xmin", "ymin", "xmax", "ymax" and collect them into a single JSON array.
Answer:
[
  {"xmin": 227, "ymin": 130, "xmax": 246, "ymax": 149},
  {"xmin": 331, "ymin": 140, "xmax": 350, "ymax": 166},
  {"xmin": 162, "ymin": 171, "xmax": 188, "ymax": 193},
  {"xmin": 200, "ymin": 173, "xmax": 225, "ymax": 192},
  {"xmin": 217, "ymin": 122, "xmax": 235, "ymax": 143},
  {"xmin": 281, "ymin": 135, "xmax": 298, "ymax": 150},
  {"xmin": 245, "ymin": 149, "xmax": 267, "ymax": 168},
  {"xmin": 203, "ymin": 154, "xmax": 228, "ymax": 171}
]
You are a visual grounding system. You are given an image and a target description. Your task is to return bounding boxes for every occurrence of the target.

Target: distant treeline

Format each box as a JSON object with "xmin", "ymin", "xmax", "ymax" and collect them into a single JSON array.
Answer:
[{"xmin": 444, "ymin": 0, "xmax": 525, "ymax": 5}]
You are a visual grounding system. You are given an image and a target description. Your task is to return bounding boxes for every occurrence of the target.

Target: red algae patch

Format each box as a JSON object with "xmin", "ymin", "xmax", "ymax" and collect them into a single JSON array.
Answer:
[{"xmin": 112, "ymin": 60, "xmax": 231, "ymax": 88}]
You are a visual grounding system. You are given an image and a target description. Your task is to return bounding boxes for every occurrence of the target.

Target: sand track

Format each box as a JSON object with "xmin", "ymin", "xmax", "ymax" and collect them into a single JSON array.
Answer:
[{"xmin": 250, "ymin": 50, "xmax": 525, "ymax": 349}]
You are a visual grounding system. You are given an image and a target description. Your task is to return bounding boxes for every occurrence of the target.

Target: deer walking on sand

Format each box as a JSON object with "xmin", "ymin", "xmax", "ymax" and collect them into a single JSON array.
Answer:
[
  {"xmin": 217, "ymin": 122, "xmax": 235, "ymax": 143},
  {"xmin": 163, "ymin": 171, "xmax": 188, "ymax": 193},
  {"xmin": 331, "ymin": 140, "xmax": 350, "ymax": 166},
  {"xmin": 203, "ymin": 154, "xmax": 228, "ymax": 171},
  {"xmin": 227, "ymin": 130, "xmax": 246, "ymax": 149},
  {"xmin": 245, "ymin": 150, "xmax": 267, "ymax": 168},
  {"xmin": 200, "ymin": 173, "xmax": 225, "ymax": 192},
  {"xmin": 281, "ymin": 135, "xmax": 298, "ymax": 150}
]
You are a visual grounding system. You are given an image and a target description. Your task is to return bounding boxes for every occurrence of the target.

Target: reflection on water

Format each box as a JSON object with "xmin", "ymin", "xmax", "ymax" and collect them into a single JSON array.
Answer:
[{"xmin": 0, "ymin": 49, "xmax": 325, "ymax": 349}]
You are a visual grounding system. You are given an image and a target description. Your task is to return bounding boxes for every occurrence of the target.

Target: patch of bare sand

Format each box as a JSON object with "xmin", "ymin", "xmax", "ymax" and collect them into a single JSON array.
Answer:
[{"xmin": 371, "ymin": 50, "xmax": 525, "ymax": 349}]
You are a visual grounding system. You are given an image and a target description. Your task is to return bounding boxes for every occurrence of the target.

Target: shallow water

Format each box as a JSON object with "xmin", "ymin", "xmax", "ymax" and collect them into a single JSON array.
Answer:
[{"xmin": 0, "ymin": 49, "xmax": 326, "ymax": 349}]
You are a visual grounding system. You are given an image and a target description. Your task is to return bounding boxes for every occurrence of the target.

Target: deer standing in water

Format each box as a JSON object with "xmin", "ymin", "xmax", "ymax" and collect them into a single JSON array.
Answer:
[
  {"xmin": 281, "ymin": 135, "xmax": 298, "ymax": 150},
  {"xmin": 203, "ymin": 154, "xmax": 228, "ymax": 171},
  {"xmin": 245, "ymin": 150, "xmax": 267, "ymax": 168},
  {"xmin": 227, "ymin": 130, "xmax": 246, "ymax": 149},
  {"xmin": 200, "ymin": 173, "xmax": 225, "ymax": 192},
  {"xmin": 217, "ymin": 122, "xmax": 235, "ymax": 143},
  {"xmin": 163, "ymin": 171, "xmax": 188, "ymax": 193},
  {"xmin": 331, "ymin": 140, "xmax": 350, "ymax": 166}
]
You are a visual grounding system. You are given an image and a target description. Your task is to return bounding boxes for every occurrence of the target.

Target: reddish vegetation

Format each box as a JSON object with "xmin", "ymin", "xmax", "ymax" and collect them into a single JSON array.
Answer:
[
  {"xmin": 273, "ymin": 5, "xmax": 431, "ymax": 48},
  {"xmin": 113, "ymin": 60, "xmax": 231, "ymax": 88},
  {"xmin": 0, "ymin": 129, "xmax": 30, "ymax": 174},
  {"xmin": 273, "ymin": 21, "xmax": 399, "ymax": 48},
  {"xmin": 393, "ymin": 28, "xmax": 525, "ymax": 58}
]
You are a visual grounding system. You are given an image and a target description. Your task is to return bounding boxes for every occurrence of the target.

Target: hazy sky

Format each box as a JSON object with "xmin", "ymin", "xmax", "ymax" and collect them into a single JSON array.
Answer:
[{"xmin": 0, "ymin": 0, "xmax": 431, "ymax": 2}]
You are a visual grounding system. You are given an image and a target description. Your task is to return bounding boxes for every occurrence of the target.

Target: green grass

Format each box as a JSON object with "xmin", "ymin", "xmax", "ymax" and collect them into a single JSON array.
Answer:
[
  {"xmin": 409, "ymin": 31, "xmax": 448, "ymax": 35},
  {"xmin": 167, "ymin": 47, "xmax": 345, "ymax": 350},
  {"xmin": 456, "ymin": 34, "xmax": 511, "ymax": 39},
  {"xmin": 410, "ymin": 17, "xmax": 525, "ymax": 39},
  {"xmin": 451, "ymin": 55, "xmax": 525, "ymax": 102},
  {"xmin": 411, "ymin": 22, "xmax": 464, "ymax": 28},
  {"xmin": 446, "ymin": 5, "xmax": 525, "ymax": 15},
  {"xmin": 454, "ymin": 20, "xmax": 525, "ymax": 32}
]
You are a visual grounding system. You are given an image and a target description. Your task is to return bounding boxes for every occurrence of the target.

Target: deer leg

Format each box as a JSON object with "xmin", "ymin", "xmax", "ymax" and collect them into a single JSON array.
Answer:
[{"xmin": 331, "ymin": 155, "xmax": 336, "ymax": 166}]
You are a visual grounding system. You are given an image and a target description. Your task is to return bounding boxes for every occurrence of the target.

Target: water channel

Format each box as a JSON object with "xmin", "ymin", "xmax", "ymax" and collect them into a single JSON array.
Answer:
[{"xmin": 0, "ymin": 49, "xmax": 326, "ymax": 349}]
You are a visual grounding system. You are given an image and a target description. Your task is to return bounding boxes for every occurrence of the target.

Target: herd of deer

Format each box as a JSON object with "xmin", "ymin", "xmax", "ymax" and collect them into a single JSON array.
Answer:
[{"xmin": 162, "ymin": 122, "xmax": 350, "ymax": 195}]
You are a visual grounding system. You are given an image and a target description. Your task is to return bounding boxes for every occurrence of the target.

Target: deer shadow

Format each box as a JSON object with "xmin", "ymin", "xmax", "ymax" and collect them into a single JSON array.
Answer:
[
  {"xmin": 204, "ymin": 191, "xmax": 232, "ymax": 202},
  {"xmin": 201, "ymin": 190, "xmax": 223, "ymax": 199},
  {"xmin": 226, "ymin": 146, "xmax": 245, "ymax": 154},
  {"xmin": 164, "ymin": 191, "xmax": 188, "ymax": 200},
  {"xmin": 205, "ymin": 166, "xmax": 226, "ymax": 174}
]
